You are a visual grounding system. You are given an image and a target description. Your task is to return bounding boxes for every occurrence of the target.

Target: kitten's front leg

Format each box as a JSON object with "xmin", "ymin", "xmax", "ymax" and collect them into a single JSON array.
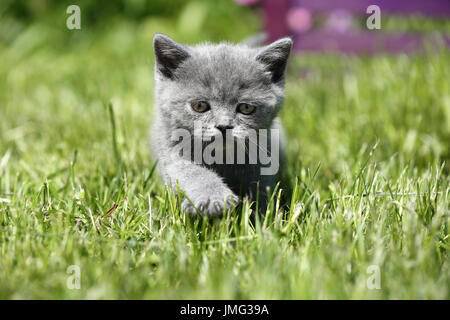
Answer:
[{"xmin": 161, "ymin": 158, "xmax": 239, "ymax": 216}]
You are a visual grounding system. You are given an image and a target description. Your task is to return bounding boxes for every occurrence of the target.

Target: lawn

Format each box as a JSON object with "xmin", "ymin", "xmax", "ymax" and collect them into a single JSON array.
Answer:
[{"xmin": 0, "ymin": 1, "xmax": 449, "ymax": 299}]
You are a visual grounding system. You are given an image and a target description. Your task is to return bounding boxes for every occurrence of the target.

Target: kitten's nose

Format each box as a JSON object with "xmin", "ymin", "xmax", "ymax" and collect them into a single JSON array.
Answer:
[{"xmin": 215, "ymin": 124, "xmax": 234, "ymax": 135}]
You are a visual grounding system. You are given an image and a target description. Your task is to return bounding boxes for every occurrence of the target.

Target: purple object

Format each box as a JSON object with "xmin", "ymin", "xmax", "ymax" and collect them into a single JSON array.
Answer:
[
  {"xmin": 263, "ymin": 0, "xmax": 290, "ymax": 42},
  {"xmin": 290, "ymin": 0, "xmax": 450, "ymax": 17},
  {"xmin": 325, "ymin": 10, "xmax": 355, "ymax": 33},
  {"xmin": 261, "ymin": 0, "xmax": 450, "ymax": 53},
  {"xmin": 292, "ymin": 31, "xmax": 450, "ymax": 54}
]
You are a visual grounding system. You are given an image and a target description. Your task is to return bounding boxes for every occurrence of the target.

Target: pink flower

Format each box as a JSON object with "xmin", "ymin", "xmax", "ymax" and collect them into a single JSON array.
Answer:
[{"xmin": 287, "ymin": 8, "xmax": 313, "ymax": 33}]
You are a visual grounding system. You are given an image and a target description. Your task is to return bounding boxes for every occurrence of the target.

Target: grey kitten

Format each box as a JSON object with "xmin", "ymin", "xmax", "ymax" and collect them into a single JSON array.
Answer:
[{"xmin": 151, "ymin": 33, "xmax": 291, "ymax": 216}]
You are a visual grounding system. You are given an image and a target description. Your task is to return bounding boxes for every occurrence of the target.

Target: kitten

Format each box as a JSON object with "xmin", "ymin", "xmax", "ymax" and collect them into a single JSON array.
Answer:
[{"xmin": 151, "ymin": 33, "xmax": 291, "ymax": 216}]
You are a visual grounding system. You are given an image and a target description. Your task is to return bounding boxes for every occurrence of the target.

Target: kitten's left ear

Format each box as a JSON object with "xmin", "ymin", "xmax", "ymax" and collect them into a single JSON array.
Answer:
[
  {"xmin": 256, "ymin": 37, "xmax": 292, "ymax": 83},
  {"xmin": 153, "ymin": 33, "xmax": 190, "ymax": 79}
]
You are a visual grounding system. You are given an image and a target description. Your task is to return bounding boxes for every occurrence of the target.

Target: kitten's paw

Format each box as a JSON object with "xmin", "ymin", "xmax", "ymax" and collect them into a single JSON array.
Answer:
[{"xmin": 182, "ymin": 193, "xmax": 239, "ymax": 217}]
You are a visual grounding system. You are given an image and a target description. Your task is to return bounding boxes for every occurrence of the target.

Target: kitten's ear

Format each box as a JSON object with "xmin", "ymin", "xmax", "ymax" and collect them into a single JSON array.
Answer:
[
  {"xmin": 256, "ymin": 37, "xmax": 292, "ymax": 83},
  {"xmin": 153, "ymin": 33, "xmax": 190, "ymax": 79}
]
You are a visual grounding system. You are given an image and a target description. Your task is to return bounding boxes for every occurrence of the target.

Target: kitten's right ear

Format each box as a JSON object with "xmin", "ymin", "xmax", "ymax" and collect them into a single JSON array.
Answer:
[
  {"xmin": 153, "ymin": 34, "xmax": 190, "ymax": 79},
  {"xmin": 256, "ymin": 37, "xmax": 292, "ymax": 83}
]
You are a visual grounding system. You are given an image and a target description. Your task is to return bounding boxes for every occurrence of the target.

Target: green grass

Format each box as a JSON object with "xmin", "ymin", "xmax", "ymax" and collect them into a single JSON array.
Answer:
[{"xmin": 0, "ymin": 2, "xmax": 449, "ymax": 299}]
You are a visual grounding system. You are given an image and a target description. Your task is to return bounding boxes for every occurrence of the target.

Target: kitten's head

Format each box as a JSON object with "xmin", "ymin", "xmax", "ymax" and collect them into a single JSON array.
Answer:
[{"xmin": 153, "ymin": 34, "xmax": 292, "ymax": 140}]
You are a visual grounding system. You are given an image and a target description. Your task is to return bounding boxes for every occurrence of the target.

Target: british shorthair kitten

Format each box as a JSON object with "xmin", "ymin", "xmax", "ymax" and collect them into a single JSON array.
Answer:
[{"xmin": 151, "ymin": 33, "xmax": 291, "ymax": 216}]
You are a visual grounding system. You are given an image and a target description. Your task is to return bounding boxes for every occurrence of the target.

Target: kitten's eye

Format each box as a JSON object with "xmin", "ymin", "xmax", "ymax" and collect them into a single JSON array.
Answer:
[
  {"xmin": 237, "ymin": 103, "xmax": 255, "ymax": 115},
  {"xmin": 191, "ymin": 101, "xmax": 210, "ymax": 113}
]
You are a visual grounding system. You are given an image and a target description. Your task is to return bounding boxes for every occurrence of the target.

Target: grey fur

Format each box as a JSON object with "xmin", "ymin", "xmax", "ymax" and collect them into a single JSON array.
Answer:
[{"xmin": 151, "ymin": 33, "xmax": 291, "ymax": 216}]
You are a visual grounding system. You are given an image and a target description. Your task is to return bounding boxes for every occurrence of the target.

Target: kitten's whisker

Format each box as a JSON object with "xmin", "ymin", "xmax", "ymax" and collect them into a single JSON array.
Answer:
[
  {"xmin": 246, "ymin": 136, "xmax": 272, "ymax": 157},
  {"xmin": 233, "ymin": 136, "xmax": 251, "ymax": 156}
]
